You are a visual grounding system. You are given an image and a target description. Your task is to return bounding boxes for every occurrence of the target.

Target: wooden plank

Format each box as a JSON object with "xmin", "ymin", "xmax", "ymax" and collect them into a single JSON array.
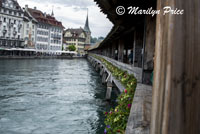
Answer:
[{"xmin": 150, "ymin": 0, "xmax": 200, "ymax": 134}]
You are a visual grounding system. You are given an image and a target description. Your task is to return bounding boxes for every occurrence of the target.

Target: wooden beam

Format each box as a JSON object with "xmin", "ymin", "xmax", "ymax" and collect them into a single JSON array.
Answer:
[{"xmin": 150, "ymin": 0, "xmax": 200, "ymax": 134}]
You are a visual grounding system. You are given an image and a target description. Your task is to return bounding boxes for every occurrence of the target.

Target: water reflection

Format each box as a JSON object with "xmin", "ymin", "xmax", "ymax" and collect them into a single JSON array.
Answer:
[{"xmin": 0, "ymin": 59, "xmax": 116, "ymax": 134}]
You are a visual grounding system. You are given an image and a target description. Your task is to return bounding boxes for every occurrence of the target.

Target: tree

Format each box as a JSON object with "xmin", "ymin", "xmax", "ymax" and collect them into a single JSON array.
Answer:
[
  {"xmin": 91, "ymin": 37, "xmax": 98, "ymax": 44},
  {"xmin": 98, "ymin": 36, "xmax": 105, "ymax": 41},
  {"xmin": 68, "ymin": 45, "xmax": 76, "ymax": 51}
]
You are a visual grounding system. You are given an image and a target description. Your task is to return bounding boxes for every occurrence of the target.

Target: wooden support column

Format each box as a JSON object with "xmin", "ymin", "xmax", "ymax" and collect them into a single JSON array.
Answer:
[
  {"xmin": 100, "ymin": 67, "xmax": 104, "ymax": 76},
  {"xmin": 111, "ymin": 43, "xmax": 115, "ymax": 59},
  {"xmin": 95, "ymin": 63, "xmax": 100, "ymax": 72},
  {"xmin": 106, "ymin": 75, "xmax": 113, "ymax": 100},
  {"xmin": 118, "ymin": 39, "xmax": 124, "ymax": 62},
  {"xmin": 150, "ymin": 0, "xmax": 200, "ymax": 134},
  {"xmin": 133, "ymin": 27, "xmax": 144, "ymax": 68},
  {"xmin": 102, "ymin": 72, "xmax": 107, "ymax": 84}
]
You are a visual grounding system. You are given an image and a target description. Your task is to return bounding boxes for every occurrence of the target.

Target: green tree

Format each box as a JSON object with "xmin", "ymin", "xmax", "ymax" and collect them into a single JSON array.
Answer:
[
  {"xmin": 91, "ymin": 37, "xmax": 98, "ymax": 44},
  {"xmin": 68, "ymin": 45, "xmax": 76, "ymax": 51}
]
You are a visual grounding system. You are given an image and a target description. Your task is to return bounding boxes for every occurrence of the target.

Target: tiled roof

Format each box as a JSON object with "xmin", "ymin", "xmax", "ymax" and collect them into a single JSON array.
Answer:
[
  {"xmin": 27, "ymin": 8, "xmax": 64, "ymax": 28},
  {"xmin": 65, "ymin": 28, "xmax": 86, "ymax": 37}
]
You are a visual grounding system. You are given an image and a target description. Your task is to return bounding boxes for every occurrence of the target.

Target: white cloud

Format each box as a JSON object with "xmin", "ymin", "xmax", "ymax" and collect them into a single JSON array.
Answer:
[{"xmin": 17, "ymin": 0, "xmax": 113, "ymax": 37}]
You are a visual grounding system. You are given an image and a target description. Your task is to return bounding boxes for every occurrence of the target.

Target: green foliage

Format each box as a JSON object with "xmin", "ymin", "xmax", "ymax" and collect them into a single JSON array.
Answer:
[
  {"xmin": 68, "ymin": 45, "xmax": 76, "ymax": 51},
  {"xmin": 91, "ymin": 36, "xmax": 105, "ymax": 44},
  {"xmin": 91, "ymin": 37, "xmax": 98, "ymax": 44},
  {"xmin": 90, "ymin": 54, "xmax": 137, "ymax": 134}
]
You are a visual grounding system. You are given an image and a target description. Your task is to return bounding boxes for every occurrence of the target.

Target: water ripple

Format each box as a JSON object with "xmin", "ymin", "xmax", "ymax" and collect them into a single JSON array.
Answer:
[{"xmin": 0, "ymin": 59, "xmax": 116, "ymax": 134}]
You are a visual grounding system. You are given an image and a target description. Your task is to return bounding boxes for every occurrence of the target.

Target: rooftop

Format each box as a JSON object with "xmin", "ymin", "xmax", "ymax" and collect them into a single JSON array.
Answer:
[{"xmin": 27, "ymin": 7, "xmax": 64, "ymax": 28}]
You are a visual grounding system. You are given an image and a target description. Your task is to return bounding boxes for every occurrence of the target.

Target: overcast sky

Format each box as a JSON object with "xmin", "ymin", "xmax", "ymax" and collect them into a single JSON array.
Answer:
[{"xmin": 17, "ymin": 0, "xmax": 113, "ymax": 38}]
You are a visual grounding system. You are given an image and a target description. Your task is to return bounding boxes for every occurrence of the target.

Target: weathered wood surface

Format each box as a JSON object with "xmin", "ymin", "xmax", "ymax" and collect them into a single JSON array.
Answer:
[
  {"xmin": 126, "ymin": 84, "xmax": 152, "ymax": 134},
  {"xmin": 143, "ymin": 15, "xmax": 156, "ymax": 70},
  {"xmin": 150, "ymin": 0, "xmax": 200, "ymax": 134}
]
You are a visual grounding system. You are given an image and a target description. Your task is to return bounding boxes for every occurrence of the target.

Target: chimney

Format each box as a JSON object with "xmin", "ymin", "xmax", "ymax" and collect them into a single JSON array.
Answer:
[
  {"xmin": 34, "ymin": 7, "xmax": 37, "ymax": 10},
  {"xmin": 25, "ymin": 5, "xmax": 28, "ymax": 9},
  {"xmin": 44, "ymin": 12, "xmax": 46, "ymax": 17}
]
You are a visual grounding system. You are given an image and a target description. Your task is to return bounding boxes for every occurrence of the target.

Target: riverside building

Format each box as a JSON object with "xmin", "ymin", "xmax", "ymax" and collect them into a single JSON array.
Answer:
[
  {"xmin": 0, "ymin": 0, "xmax": 24, "ymax": 48},
  {"xmin": 23, "ymin": 5, "xmax": 38, "ymax": 49},
  {"xmin": 63, "ymin": 28, "xmax": 86, "ymax": 55},
  {"xmin": 63, "ymin": 13, "xmax": 91, "ymax": 55},
  {"xmin": 26, "ymin": 6, "xmax": 64, "ymax": 55}
]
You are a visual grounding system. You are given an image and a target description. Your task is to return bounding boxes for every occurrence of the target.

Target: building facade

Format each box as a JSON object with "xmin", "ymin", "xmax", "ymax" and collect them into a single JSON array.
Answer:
[
  {"xmin": 63, "ymin": 13, "xmax": 91, "ymax": 55},
  {"xmin": 47, "ymin": 14, "xmax": 63, "ymax": 54},
  {"xmin": 26, "ymin": 6, "xmax": 64, "ymax": 55},
  {"xmin": 0, "ymin": 0, "xmax": 24, "ymax": 48},
  {"xmin": 23, "ymin": 6, "xmax": 37, "ymax": 49},
  {"xmin": 63, "ymin": 28, "xmax": 86, "ymax": 55}
]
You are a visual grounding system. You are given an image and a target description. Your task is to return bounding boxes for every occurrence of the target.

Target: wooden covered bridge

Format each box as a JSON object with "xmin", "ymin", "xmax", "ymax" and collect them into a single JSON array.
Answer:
[{"xmin": 88, "ymin": 0, "xmax": 200, "ymax": 134}]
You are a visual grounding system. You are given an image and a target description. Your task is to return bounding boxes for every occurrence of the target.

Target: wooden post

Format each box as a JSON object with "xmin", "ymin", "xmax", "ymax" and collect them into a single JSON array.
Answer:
[
  {"xmin": 102, "ymin": 72, "xmax": 107, "ymax": 84},
  {"xmin": 100, "ymin": 67, "xmax": 104, "ymax": 76},
  {"xmin": 95, "ymin": 63, "xmax": 100, "ymax": 72},
  {"xmin": 133, "ymin": 31, "xmax": 136, "ymax": 66},
  {"xmin": 111, "ymin": 43, "xmax": 115, "ymax": 59},
  {"xmin": 106, "ymin": 76, "xmax": 113, "ymax": 100},
  {"xmin": 150, "ymin": 0, "xmax": 200, "ymax": 134},
  {"xmin": 118, "ymin": 39, "xmax": 124, "ymax": 62}
]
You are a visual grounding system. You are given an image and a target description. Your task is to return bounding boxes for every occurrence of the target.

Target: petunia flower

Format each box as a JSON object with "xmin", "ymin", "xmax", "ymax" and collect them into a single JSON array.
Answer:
[
  {"xmin": 124, "ymin": 89, "xmax": 127, "ymax": 93},
  {"xmin": 104, "ymin": 129, "xmax": 107, "ymax": 134},
  {"xmin": 117, "ymin": 129, "xmax": 121, "ymax": 132},
  {"xmin": 128, "ymin": 104, "xmax": 131, "ymax": 108}
]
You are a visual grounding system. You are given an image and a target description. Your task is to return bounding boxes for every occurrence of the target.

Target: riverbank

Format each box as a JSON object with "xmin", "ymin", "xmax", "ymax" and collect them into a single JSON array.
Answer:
[{"xmin": 0, "ymin": 55, "xmax": 86, "ymax": 59}]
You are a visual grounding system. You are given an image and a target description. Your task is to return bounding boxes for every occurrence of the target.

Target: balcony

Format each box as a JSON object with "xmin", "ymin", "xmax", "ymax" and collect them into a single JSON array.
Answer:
[
  {"xmin": 13, "ymin": 31, "xmax": 17, "ymax": 35},
  {"xmin": 3, "ymin": 30, "xmax": 7, "ymax": 34}
]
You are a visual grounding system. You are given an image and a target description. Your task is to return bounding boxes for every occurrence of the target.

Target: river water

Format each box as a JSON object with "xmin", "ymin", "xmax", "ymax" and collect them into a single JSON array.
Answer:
[{"xmin": 0, "ymin": 59, "xmax": 116, "ymax": 134}]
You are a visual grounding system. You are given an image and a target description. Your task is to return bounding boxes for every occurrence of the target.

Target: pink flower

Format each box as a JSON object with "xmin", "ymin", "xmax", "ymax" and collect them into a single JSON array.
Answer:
[
  {"xmin": 124, "ymin": 89, "xmax": 127, "ymax": 93},
  {"xmin": 128, "ymin": 104, "xmax": 131, "ymax": 108},
  {"xmin": 110, "ymin": 111, "xmax": 112, "ymax": 114},
  {"xmin": 105, "ymin": 112, "xmax": 108, "ymax": 115}
]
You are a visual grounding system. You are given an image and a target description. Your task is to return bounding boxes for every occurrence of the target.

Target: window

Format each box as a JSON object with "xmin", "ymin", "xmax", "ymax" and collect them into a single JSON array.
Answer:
[
  {"xmin": 4, "ymin": 18, "xmax": 6, "ymax": 22},
  {"xmin": 32, "ymin": 25, "xmax": 34, "ymax": 29},
  {"xmin": 32, "ymin": 31, "xmax": 34, "ymax": 35},
  {"xmin": 14, "ymin": 20, "xmax": 16, "ymax": 24},
  {"xmin": 27, "ymin": 24, "xmax": 29, "ymax": 28}
]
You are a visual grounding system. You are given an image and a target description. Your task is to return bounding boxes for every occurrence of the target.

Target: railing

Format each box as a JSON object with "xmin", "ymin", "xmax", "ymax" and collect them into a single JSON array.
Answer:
[{"xmin": 90, "ymin": 53, "xmax": 143, "ymax": 83}]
